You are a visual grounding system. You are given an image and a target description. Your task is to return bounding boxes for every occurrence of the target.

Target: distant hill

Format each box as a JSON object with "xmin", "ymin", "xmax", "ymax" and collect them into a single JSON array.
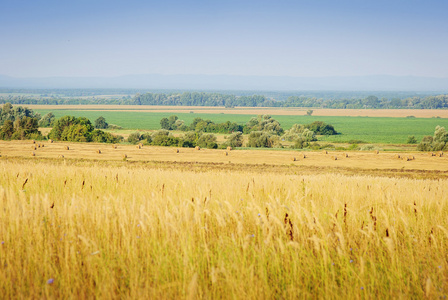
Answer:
[{"xmin": 0, "ymin": 74, "xmax": 447, "ymax": 91}]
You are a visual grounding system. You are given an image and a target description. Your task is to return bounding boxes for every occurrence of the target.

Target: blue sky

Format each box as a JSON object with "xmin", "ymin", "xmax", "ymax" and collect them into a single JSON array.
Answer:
[{"xmin": 1, "ymin": 0, "xmax": 447, "ymax": 78}]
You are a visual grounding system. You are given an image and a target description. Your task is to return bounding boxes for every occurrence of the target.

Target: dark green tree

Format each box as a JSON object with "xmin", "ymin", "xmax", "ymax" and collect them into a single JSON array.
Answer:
[
  {"xmin": 38, "ymin": 112, "xmax": 56, "ymax": 127},
  {"xmin": 94, "ymin": 116, "xmax": 109, "ymax": 129},
  {"xmin": 305, "ymin": 121, "xmax": 337, "ymax": 135},
  {"xmin": 0, "ymin": 120, "xmax": 14, "ymax": 140},
  {"xmin": 160, "ymin": 118, "xmax": 170, "ymax": 130}
]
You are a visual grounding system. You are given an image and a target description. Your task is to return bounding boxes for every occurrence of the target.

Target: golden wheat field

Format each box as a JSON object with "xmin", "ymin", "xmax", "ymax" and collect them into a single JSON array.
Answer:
[{"xmin": 1, "ymin": 140, "xmax": 448, "ymax": 298}]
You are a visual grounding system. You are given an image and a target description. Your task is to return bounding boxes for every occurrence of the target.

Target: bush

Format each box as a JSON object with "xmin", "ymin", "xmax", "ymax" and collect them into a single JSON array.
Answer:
[
  {"xmin": 181, "ymin": 131, "xmax": 200, "ymax": 146},
  {"xmin": 152, "ymin": 135, "xmax": 180, "ymax": 147},
  {"xmin": 197, "ymin": 133, "xmax": 218, "ymax": 149},
  {"xmin": 291, "ymin": 138, "xmax": 309, "ymax": 149},
  {"xmin": 347, "ymin": 140, "xmax": 367, "ymax": 144},
  {"xmin": 127, "ymin": 132, "xmax": 142, "ymax": 144},
  {"xmin": 225, "ymin": 132, "xmax": 243, "ymax": 148},
  {"xmin": 49, "ymin": 115, "xmax": 120, "ymax": 143},
  {"xmin": 91, "ymin": 130, "xmax": 123, "ymax": 143},
  {"xmin": 407, "ymin": 136, "xmax": 417, "ymax": 144},
  {"xmin": 417, "ymin": 126, "xmax": 448, "ymax": 151},
  {"xmin": 244, "ymin": 115, "xmax": 283, "ymax": 135},
  {"xmin": 305, "ymin": 121, "xmax": 337, "ymax": 135},
  {"xmin": 360, "ymin": 145, "xmax": 376, "ymax": 151},
  {"xmin": 107, "ymin": 124, "xmax": 123, "ymax": 130},
  {"xmin": 247, "ymin": 131, "xmax": 275, "ymax": 148}
]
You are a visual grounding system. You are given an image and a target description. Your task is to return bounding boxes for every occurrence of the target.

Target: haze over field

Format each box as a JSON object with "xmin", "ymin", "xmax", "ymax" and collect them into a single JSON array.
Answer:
[
  {"xmin": 1, "ymin": 0, "xmax": 448, "ymax": 90},
  {"xmin": 1, "ymin": 74, "xmax": 448, "ymax": 91}
]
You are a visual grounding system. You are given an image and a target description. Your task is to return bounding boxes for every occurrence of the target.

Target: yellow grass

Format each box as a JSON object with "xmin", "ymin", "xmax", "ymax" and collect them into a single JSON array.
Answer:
[{"xmin": 1, "ymin": 141, "xmax": 448, "ymax": 298}]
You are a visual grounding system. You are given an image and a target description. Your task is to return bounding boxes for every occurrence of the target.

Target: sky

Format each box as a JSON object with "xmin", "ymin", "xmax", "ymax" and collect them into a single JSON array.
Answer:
[{"xmin": 1, "ymin": 0, "xmax": 448, "ymax": 78}]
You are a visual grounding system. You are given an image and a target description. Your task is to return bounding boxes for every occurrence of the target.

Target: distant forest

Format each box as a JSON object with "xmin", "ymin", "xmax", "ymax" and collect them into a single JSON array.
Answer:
[{"xmin": 1, "ymin": 89, "xmax": 448, "ymax": 109}]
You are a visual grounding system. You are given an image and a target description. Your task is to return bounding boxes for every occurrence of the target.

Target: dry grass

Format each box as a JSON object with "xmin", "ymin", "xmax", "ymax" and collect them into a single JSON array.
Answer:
[{"xmin": 0, "ymin": 158, "xmax": 447, "ymax": 298}]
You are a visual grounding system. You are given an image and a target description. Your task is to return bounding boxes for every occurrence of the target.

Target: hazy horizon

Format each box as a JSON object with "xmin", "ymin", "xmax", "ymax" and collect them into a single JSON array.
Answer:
[
  {"xmin": 1, "ymin": 0, "xmax": 448, "ymax": 80},
  {"xmin": 1, "ymin": 73, "xmax": 448, "ymax": 91}
]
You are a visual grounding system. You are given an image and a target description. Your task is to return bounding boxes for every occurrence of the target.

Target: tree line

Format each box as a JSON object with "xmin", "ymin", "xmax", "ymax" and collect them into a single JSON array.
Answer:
[
  {"xmin": 2, "ymin": 91, "xmax": 448, "ymax": 109},
  {"xmin": 1, "ymin": 102, "xmax": 446, "ymax": 151},
  {"xmin": 150, "ymin": 114, "xmax": 337, "ymax": 149},
  {"xmin": 0, "ymin": 103, "xmax": 121, "ymax": 143}
]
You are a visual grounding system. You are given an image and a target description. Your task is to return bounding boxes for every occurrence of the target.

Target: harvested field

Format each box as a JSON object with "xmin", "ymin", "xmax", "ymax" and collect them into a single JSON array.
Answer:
[
  {"xmin": 25, "ymin": 105, "xmax": 448, "ymax": 118},
  {"xmin": 1, "ymin": 140, "xmax": 448, "ymax": 178}
]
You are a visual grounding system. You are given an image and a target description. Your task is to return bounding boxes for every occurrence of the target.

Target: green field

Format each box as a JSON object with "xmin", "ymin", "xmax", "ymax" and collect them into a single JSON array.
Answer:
[{"xmin": 35, "ymin": 109, "xmax": 448, "ymax": 144}]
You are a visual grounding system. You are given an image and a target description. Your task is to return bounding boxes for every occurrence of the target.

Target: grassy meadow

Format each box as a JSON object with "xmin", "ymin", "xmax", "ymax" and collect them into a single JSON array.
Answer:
[
  {"xmin": 0, "ymin": 157, "xmax": 447, "ymax": 298},
  {"xmin": 33, "ymin": 108, "xmax": 448, "ymax": 144}
]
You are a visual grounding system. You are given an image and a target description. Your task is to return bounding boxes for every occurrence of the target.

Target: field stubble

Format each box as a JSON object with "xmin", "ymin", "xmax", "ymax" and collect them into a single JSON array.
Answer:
[{"xmin": 1, "ymin": 140, "xmax": 448, "ymax": 176}]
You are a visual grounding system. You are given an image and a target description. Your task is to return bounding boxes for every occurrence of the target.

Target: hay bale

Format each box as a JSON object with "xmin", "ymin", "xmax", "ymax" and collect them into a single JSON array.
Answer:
[
  {"xmin": 437, "ymin": 151, "xmax": 444, "ymax": 157},
  {"xmin": 112, "ymin": 144, "xmax": 117, "ymax": 149},
  {"xmin": 96, "ymin": 149, "xmax": 101, "ymax": 154},
  {"xmin": 343, "ymin": 153, "xmax": 349, "ymax": 158},
  {"xmin": 41, "ymin": 144, "xmax": 44, "ymax": 148},
  {"xmin": 37, "ymin": 143, "xmax": 41, "ymax": 148},
  {"xmin": 291, "ymin": 157, "xmax": 296, "ymax": 161},
  {"xmin": 195, "ymin": 146, "xmax": 200, "ymax": 150},
  {"xmin": 31, "ymin": 145, "xmax": 37, "ymax": 150},
  {"xmin": 322, "ymin": 150, "xmax": 328, "ymax": 154},
  {"xmin": 136, "ymin": 145, "xmax": 141, "ymax": 149},
  {"xmin": 31, "ymin": 152, "xmax": 35, "ymax": 156},
  {"xmin": 138, "ymin": 142, "xmax": 143, "ymax": 147},
  {"xmin": 32, "ymin": 140, "xmax": 36, "ymax": 144},
  {"xmin": 402, "ymin": 156, "xmax": 410, "ymax": 161},
  {"xmin": 65, "ymin": 146, "xmax": 69, "ymax": 150},
  {"xmin": 374, "ymin": 150, "xmax": 379, "ymax": 154},
  {"xmin": 59, "ymin": 155, "xmax": 64, "ymax": 158},
  {"xmin": 300, "ymin": 153, "xmax": 306, "ymax": 159},
  {"xmin": 227, "ymin": 146, "xmax": 233, "ymax": 151},
  {"xmin": 176, "ymin": 149, "xmax": 179, "ymax": 153},
  {"xmin": 429, "ymin": 152, "xmax": 435, "ymax": 156},
  {"xmin": 332, "ymin": 156, "xmax": 338, "ymax": 160},
  {"xmin": 122, "ymin": 154, "xmax": 127, "ymax": 159},
  {"xmin": 48, "ymin": 139, "xmax": 53, "ymax": 143},
  {"xmin": 224, "ymin": 151, "xmax": 228, "ymax": 156},
  {"xmin": 395, "ymin": 154, "xmax": 401, "ymax": 159}
]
